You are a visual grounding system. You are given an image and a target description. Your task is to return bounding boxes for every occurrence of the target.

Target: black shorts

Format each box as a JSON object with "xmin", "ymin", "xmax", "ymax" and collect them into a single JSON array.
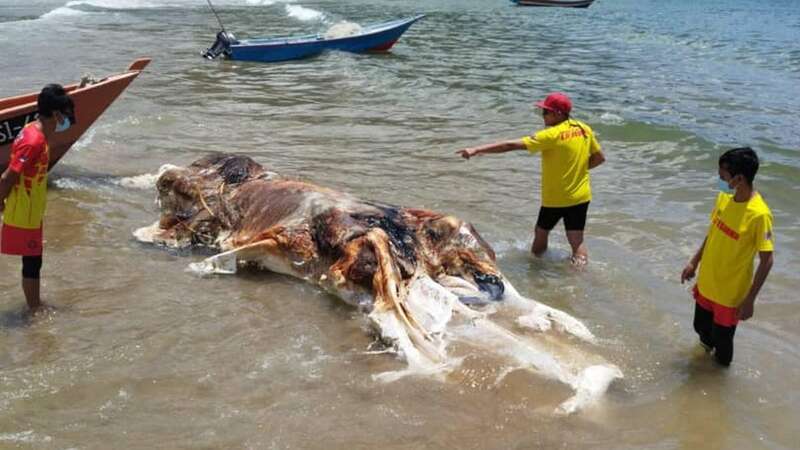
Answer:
[{"xmin": 536, "ymin": 201, "xmax": 590, "ymax": 231}]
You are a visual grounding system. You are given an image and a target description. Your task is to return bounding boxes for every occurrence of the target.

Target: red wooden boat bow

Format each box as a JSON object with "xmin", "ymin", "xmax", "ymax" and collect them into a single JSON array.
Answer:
[{"xmin": 0, "ymin": 58, "xmax": 151, "ymax": 172}]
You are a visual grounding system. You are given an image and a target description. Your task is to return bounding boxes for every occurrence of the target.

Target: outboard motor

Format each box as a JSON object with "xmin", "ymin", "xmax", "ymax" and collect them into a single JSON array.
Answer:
[{"xmin": 202, "ymin": 31, "xmax": 237, "ymax": 60}]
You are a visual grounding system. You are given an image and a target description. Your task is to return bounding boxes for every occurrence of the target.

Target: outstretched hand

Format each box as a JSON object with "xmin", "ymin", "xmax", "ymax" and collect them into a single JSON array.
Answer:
[
  {"xmin": 680, "ymin": 262, "xmax": 696, "ymax": 284},
  {"xmin": 456, "ymin": 148, "xmax": 475, "ymax": 160}
]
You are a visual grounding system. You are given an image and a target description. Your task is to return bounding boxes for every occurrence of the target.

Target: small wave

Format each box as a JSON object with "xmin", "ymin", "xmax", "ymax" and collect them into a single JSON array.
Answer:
[
  {"xmin": 51, "ymin": 165, "xmax": 176, "ymax": 192},
  {"xmin": 116, "ymin": 164, "xmax": 179, "ymax": 190},
  {"xmin": 285, "ymin": 4, "xmax": 325, "ymax": 22},
  {"xmin": 33, "ymin": 0, "xmax": 297, "ymax": 21},
  {"xmin": 50, "ymin": 0, "xmax": 280, "ymax": 13},
  {"xmin": 37, "ymin": 0, "xmax": 154, "ymax": 21},
  {"xmin": 39, "ymin": 6, "xmax": 89, "ymax": 20},
  {"xmin": 599, "ymin": 112, "xmax": 625, "ymax": 125},
  {"xmin": 53, "ymin": 178, "xmax": 89, "ymax": 190},
  {"xmin": 116, "ymin": 173, "xmax": 160, "ymax": 190}
]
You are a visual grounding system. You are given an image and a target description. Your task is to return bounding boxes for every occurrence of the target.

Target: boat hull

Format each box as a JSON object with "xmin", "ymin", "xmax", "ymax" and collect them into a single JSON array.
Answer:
[
  {"xmin": 512, "ymin": 0, "xmax": 595, "ymax": 7},
  {"xmin": 0, "ymin": 58, "xmax": 150, "ymax": 172},
  {"xmin": 227, "ymin": 15, "xmax": 423, "ymax": 63}
]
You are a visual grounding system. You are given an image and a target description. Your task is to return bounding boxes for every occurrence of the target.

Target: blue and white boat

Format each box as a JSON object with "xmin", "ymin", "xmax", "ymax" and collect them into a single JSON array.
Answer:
[{"xmin": 203, "ymin": 15, "xmax": 424, "ymax": 63}]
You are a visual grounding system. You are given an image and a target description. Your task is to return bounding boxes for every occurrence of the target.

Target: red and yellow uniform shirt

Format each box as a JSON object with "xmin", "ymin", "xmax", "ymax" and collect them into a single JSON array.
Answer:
[
  {"xmin": 521, "ymin": 119, "xmax": 602, "ymax": 207},
  {"xmin": 696, "ymin": 192, "xmax": 774, "ymax": 309},
  {"xmin": 1, "ymin": 124, "xmax": 49, "ymax": 256}
]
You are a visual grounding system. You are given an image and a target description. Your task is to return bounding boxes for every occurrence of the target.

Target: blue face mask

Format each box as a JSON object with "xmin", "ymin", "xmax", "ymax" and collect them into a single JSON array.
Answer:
[
  {"xmin": 55, "ymin": 115, "xmax": 71, "ymax": 133},
  {"xmin": 718, "ymin": 178, "xmax": 734, "ymax": 194}
]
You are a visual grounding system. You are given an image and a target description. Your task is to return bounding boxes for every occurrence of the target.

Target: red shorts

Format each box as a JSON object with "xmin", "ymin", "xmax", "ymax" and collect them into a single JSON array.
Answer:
[
  {"xmin": 693, "ymin": 285, "xmax": 739, "ymax": 327},
  {"xmin": 1, "ymin": 223, "xmax": 43, "ymax": 256}
]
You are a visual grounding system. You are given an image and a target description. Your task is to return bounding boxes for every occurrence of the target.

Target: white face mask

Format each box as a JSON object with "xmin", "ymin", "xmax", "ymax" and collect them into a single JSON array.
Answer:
[
  {"xmin": 55, "ymin": 114, "xmax": 71, "ymax": 133},
  {"xmin": 717, "ymin": 178, "xmax": 734, "ymax": 194}
]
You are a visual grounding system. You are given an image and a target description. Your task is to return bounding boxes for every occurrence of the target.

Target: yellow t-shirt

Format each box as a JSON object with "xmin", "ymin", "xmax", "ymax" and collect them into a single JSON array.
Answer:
[
  {"xmin": 697, "ymin": 192, "xmax": 774, "ymax": 307},
  {"xmin": 521, "ymin": 119, "xmax": 601, "ymax": 207},
  {"xmin": 3, "ymin": 124, "xmax": 49, "ymax": 230}
]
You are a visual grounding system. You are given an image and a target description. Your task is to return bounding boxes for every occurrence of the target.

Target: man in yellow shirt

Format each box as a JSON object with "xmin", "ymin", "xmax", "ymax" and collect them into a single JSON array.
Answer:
[
  {"xmin": 456, "ymin": 92, "xmax": 606, "ymax": 265},
  {"xmin": 681, "ymin": 147, "xmax": 774, "ymax": 366}
]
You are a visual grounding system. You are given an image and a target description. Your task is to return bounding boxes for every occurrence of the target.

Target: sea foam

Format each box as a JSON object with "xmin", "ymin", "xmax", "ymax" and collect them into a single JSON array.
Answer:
[{"xmin": 285, "ymin": 4, "xmax": 325, "ymax": 22}]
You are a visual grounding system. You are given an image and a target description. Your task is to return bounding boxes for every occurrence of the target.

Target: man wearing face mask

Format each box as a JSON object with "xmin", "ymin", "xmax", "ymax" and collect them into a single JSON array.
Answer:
[
  {"xmin": 456, "ymin": 92, "xmax": 606, "ymax": 266},
  {"xmin": 680, "ymin": 147, "xmax": 774, "ymax": 366},
  {"xmin": 0, "ymin": 84, "xmax": 75, "ymax": 312}
]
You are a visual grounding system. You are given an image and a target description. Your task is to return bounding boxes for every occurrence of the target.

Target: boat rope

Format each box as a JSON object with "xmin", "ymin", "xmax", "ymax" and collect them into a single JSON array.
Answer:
[
  {"xmin": 196, "ymin": 187, "xmax": 216, "ymax": 219},
  {"xmin": 176, "ymin": 216, "xmax": 216, "ymax": 242},
  {"xmin": 205, "ymin": 0, "xmax": 226, "ymax": 32}
]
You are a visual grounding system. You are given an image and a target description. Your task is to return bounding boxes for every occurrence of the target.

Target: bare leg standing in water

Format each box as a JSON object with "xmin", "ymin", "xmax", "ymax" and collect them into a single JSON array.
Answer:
[
  {"xmin": 530, "ymin": 201, "xmax": 590, "ymax": 265},
  {"xmin": 22, "ymin": 256, "xmax": 43, "ymax": 311},
  {"xmin": 566, "ymin": 230, "xmax": 588, "ymax": 266}
]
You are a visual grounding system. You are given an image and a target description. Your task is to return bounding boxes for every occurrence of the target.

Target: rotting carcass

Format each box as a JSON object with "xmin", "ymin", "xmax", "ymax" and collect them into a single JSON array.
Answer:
[{"xmin": 134, "ymin": 154, "xmax": 622, "ymax": 414}]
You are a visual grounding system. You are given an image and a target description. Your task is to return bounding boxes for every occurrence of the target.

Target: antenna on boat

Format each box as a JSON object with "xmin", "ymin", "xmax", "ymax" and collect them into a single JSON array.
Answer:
[{"xmin": 205, "ymin": 0, "xmax": 226, "ymax": 32}]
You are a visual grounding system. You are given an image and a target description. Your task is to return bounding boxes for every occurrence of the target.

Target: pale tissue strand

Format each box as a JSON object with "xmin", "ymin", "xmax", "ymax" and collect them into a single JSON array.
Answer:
[
  {"xmin": 371, "ymin": 275, "xmax": 622, "ymax": 414},
  {"xmin": 137, "ymin": 236, "xmax": 622, "ymax": 414}
]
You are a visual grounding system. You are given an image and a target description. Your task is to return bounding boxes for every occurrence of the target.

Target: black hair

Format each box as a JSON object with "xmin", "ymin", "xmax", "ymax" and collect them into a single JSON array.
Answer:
[
  {"xmin": 719, "ymin": 147, "xmax": 759, "ymax": 185},
  {"xmin": 37, "ymin": 84, "xmax": 75, "ymax": 121}
]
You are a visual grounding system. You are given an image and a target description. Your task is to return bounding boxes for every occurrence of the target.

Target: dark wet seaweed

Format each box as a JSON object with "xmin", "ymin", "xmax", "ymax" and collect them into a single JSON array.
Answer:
[{"xmin": 217, "ymin": 156, "xmax": 259, "ymax": 185}]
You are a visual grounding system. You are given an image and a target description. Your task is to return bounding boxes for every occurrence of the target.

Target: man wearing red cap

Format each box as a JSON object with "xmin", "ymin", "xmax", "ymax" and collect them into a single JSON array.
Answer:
[{"xmin": 456, "ymin": 92, "xmax": 605, "ymax": 265}]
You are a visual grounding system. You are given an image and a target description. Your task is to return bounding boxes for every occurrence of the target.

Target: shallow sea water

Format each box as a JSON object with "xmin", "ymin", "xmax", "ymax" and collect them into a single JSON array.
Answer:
[{"xmin": 1, "ymin": 0, "xmax": 799, "ymax": 448}]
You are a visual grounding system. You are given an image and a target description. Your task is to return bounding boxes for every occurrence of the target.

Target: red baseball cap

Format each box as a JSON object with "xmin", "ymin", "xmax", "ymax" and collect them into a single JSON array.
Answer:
[{"xmin": 535, "ymin": 92, "xmax": 572, "ymax": 115}]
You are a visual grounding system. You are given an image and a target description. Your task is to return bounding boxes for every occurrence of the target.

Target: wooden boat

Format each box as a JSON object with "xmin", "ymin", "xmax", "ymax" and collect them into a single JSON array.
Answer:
[
  {"xmin": 0, "ymin": 58, "xmax": 151, "ymax": 173},
  {"xmin": 511, "ymin": 0, "xmax": 595, "ymax": 7},
  {"xmin": 203, "ymin": 15, "xmax": 424, "ymax": 63}
]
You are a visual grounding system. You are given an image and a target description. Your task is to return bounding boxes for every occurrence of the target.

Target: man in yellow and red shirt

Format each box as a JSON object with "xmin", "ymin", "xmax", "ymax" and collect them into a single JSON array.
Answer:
[
  {"xmin": 0, "ymin": 84, "xmax": 75, "ymax": 312},
  {"xmin": 457, "ymin": 92, "xmax": 606, "ymax": 265},
  {"xmin": 681, "ymin": 147, "xmax": 774, "ymax": 366}
]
